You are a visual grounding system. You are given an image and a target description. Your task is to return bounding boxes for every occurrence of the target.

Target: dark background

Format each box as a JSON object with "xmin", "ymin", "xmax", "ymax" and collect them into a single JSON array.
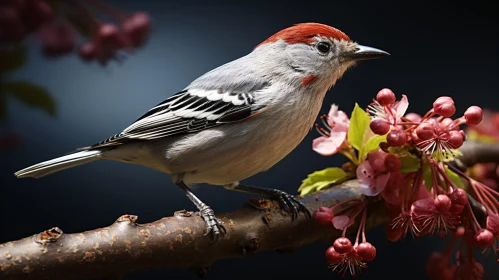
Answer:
[{"xmin": 1, "ymin": 0, "xmax": 498, "ymax": 279}]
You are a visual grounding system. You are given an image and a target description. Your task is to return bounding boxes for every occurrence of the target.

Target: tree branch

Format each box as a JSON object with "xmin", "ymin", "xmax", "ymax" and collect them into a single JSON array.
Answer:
[
  {"xmin": 0, "ymin": 140, "xmax": 495, "ymax": 280},
  {"xmin": 0, "ymin": 180, "xmax": 381, "ymax": 280},
  {"xmin": 456, "ymin": 140, "xmax": 499, "ymax": 167}
]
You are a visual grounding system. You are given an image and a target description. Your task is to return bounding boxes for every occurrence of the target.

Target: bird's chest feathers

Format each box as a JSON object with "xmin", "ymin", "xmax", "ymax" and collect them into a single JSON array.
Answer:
[{"xmin": 245, "ymin": 85, "xmax": 327, "ymax": 164}]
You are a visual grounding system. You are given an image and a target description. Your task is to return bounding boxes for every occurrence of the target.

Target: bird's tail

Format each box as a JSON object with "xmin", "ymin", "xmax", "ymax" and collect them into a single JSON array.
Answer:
[{"xmin": 14, "ymin": 149, "xmax": 102, "ymax": 179}]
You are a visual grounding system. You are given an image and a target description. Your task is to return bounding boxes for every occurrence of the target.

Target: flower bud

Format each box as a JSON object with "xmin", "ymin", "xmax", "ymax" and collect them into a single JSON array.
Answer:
[
  {"xmin": 450, "ymin": 188, "xmax": 468, "ymax": 206},
  {"xmin": 356, "ymin": 242, "xmax": 376, "ymax": 261},
  {"xmin": 440, "ymin": 118, "xmax": 454, "ymax": 129},
  {"xmin": 79, "ymin": 41, "xmax": 99, "ymax": 61},
  {"xmin": 416, "ymin": 122, "xmax": 435, "ymax": 140},
  {"xmin": 98, "ymin": 24, "xmax": 127, "ymax": 49},
  {"xmin": 376, "ymin": 88, "xmax": 396, "ymax": 106},
  {"xmin": 370, "ymin": 119, "xmax": 390, "ymax": 135},
  {"xmin": 434, "ymin": 194, "xmax": 451, "ymax": 213},
  {"xmin": 474, "ymin": 229, "xmax": 494, "ymax": 248},
  {"xmin": 433, "ymin": 96, "xmax": 456, "ymax": 117},
  {"xmin": 39, "ymin": 24, "xmax": 75, "ymax": 57},
  {"xmin": 464, "ymin": 106, "xmax": 483, "ymax": 125},
  {"xmin": 122, "ymin": 12, "xmax": 151, "ymax": 47},
  {"xmin": 447, "ymin": 130, "xmax": 464, "ymax": 149},
  {"xmin": 404, "ymin": 112, "xmax": 422, "ymax": 123},
  {"xmin": 386, "ymin": 128, "xmax": 407, "ymax": 147},
  {"xmin": 333, "ymin": 237, "xmax": 353, "ymax": 254},
  {"xmin": 313, "ymin": 207, "xmax": 334, "ymax": 225},
  {"xmin": 325, "ymin": 246, "xmax": 343, "ymax": 264}
]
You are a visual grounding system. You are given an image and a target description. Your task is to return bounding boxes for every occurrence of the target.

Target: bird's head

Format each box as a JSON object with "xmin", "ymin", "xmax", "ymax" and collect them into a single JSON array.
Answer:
[{"xmin": 254, "ymin": 23, "xmax": 389, "ymax": 89}]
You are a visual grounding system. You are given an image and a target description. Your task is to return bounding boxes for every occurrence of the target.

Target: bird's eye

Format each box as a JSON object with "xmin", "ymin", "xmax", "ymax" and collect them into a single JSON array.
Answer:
[{"xmin": 316, "ymin": 42, "xmax": 331, "ymax": 54}]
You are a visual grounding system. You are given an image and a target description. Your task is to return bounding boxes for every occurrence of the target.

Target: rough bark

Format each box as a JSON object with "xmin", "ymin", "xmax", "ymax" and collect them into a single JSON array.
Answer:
[
  {"xmin": 0, "ymin": 140, "xmax": 495, "ymax": 280},
  {"xmin": 0, "ymin": 180, "xmax": 380, "ymax": 280}
]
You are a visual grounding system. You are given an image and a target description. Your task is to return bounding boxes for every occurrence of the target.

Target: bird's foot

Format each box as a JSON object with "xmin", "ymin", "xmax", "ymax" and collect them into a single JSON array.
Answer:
[
  {"xmin": 269, "ymin": 189, "xmax": 311, "ymax": 220},
  {"xmin": 175, "ymin": 207, "xmax": 226, "ymax": 242},
  {"xmin": 195, "ymin": 204, "xmax": 226, "ymax": 242}
]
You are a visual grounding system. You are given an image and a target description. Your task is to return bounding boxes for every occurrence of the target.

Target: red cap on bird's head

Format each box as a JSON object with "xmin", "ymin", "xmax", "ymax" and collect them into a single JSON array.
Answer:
[{"xmin": 256, "ymin": 23, "xmax": 351, "ymax": 48}]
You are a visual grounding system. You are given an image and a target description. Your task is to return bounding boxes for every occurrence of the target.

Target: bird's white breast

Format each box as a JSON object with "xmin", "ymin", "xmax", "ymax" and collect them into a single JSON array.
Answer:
[{"xmin": 159, "ymin": 81, "xmax": 329, "ymax": 186}]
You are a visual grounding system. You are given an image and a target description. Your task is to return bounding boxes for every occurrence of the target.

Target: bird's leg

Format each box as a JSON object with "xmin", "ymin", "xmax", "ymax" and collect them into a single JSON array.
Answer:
[
  {"xmin": 175, "ymin": 181, "xmax": 226, "ymax": 242},
  {"xmin": 226, "ymin": 183, "xmax": 311, "ymax": 220}
]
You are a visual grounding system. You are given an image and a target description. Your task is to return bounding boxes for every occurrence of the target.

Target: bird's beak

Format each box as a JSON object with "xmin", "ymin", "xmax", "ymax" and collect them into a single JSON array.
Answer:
[{"xmin": 342, "ymin": 45, "xmax": 390, "ymax": 62}]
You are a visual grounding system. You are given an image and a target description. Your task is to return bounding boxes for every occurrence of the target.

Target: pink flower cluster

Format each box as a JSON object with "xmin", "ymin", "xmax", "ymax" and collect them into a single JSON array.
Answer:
[
  {"xmin": 369, "ymin": 89, "xmax": 481, "ymax": 156},
  {"xmin": 0, "ymin": 0, "xmax": 151, "ymax": 64},
  {"xmin": 312, "ymin": 88, "xmax": 499, "ymax": 278},
  {"xmin": 313, "ymin": 201, "xmax": 375, "ymax": 276}
]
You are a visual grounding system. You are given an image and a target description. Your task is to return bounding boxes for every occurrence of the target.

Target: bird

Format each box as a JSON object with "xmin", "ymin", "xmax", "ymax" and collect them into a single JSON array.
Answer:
[{"xmin": 14, "ymin": 22, "xmax": 389, "ymax": 241}]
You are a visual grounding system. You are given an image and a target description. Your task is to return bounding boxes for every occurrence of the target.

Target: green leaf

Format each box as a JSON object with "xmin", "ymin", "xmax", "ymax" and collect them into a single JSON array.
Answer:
[
  {"xmin": 360, "ymin": 133, "xmax": 387, "ymax": 161},
  {"xmin": 423, "ymin": 163, "xmax": 433, "ymax": 191},
  {"xmin": 1, "ymin": 45, "xmax": 26, "ymax": 73},
  {"xmin": 298, "ymin": 167, "xmax": 347, "ymax": 196},
  {"xmin": 4, "ymin": 81, "xmax": 56, "ymax": 117},
  {"xmin": 389, "ymin": 146, "xmax": 421, "ymax": 173},
  {"xmin": 300, "ymin": 182, "xmax": 331, "ymax": 196},
  {"xmin": 347, "ymin": 103, "xmax": 371, "ymax": 151},
  {"xmin": 445, "ymin": 166, "xmax": 465, "ymax": 189}
]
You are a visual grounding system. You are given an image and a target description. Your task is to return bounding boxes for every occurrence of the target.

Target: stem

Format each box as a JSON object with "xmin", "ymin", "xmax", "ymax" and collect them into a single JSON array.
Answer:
[
  {"xmin": 350, "ymin": 205, "xmax": 366, "ymax": 244},
  {"xmin": 466, "ymin": 201, "xmax": 481, "ymax": 232},
  {"xmin": 436, "ymin": 162, "xmax": 457, "ymax": 191},
  {"xmin": 445, "ymin": 117, "xmax": 466, "ymax": 132},
  {"xmin": 341, "ymin": 149, "xmax": 358, "ymax": 166},
  {"xmin": 477, "ymin": 184, "xmax": 499, "ymax": 211},
  {"xmin": 361, "ymin": 208, "xmax": 367, "ymax": 243},
  {"xmin": 469, "ymin": 181, "xmax": 492, "ymax": 212}
]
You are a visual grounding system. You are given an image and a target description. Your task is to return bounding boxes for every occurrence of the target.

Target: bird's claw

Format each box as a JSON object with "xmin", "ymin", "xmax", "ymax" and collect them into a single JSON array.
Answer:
[
  {"xmin": 271, "ymin": 189, "xmax": 311, "ymax": 220},
  {"xmin": 198, "ymin": 205, "xmax": 226, "ymax": 243}
]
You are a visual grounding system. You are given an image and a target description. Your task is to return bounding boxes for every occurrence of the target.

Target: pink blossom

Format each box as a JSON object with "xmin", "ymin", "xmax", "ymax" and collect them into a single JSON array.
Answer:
[
  {"xmin": 410, "ymin": 198, "xmax": 460, "ymax": 236},
  {"xmin": 328, "ymin": 248, "xmax": 366, "ymax": 277},
  {"xmin": 368, "ymin": 93, "xmax": 409, "ymax": 128},
  {"xmin": 332, "ymin": 215, "xmax": 350, "ymax": 230},
  {"xmin": 356, "ymin": 160, "xmax": 390, "ymax": 196},
  {"xmin": 313, "ymin": 104, "xmax": 350, "ymax": 156}
]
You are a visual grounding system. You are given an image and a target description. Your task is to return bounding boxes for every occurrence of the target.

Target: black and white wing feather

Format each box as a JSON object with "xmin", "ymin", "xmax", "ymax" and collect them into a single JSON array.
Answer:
[{"xmin": 89, "ymin": 88, "xmax": 266, "ymax": 149}]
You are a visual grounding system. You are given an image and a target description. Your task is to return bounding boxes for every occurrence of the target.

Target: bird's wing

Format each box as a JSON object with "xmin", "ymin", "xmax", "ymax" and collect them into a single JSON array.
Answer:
[{"xmin": 87, "ymin": 87, "xmax": 268, "ymax": 149}]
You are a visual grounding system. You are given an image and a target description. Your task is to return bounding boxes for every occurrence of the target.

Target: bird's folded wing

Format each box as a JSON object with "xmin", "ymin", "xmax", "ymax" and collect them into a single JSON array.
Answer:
[{"xmin": 87, "ymin": 87, "xmax": 268, "ymax": 149}]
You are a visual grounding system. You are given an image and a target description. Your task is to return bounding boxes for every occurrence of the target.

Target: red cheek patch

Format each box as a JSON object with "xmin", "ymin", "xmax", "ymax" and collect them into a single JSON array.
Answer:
[{"xmin": 301, "ymin": 74, "xmax": 317, "ymax": 87}]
